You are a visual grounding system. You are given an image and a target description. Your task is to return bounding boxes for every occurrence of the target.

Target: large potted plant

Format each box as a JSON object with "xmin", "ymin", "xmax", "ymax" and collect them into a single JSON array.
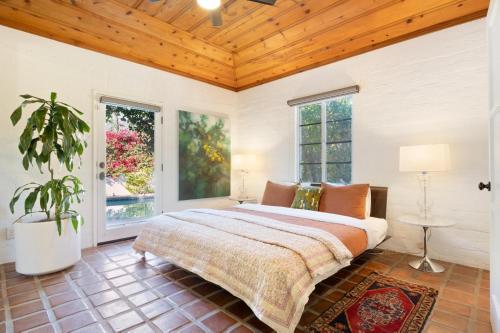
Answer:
[{"xmin": 9, "ymin": 92, "xmax": 90, "ymax": 275}]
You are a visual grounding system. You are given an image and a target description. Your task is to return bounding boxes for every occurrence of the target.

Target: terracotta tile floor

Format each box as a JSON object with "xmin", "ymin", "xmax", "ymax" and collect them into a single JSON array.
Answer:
[{"xmin": 0, "ymin": 240, "xmax": 491, "ymax": 333}]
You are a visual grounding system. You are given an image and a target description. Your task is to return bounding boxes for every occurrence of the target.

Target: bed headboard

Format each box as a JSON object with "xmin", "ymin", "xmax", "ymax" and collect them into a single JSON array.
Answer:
[
  {"xmin": 369, "ymin": 186, "xmax": 388, "ymax": 219},
  {"xmin": 309, "ymin": 184, "xmax": 388, "ymax": 219}
]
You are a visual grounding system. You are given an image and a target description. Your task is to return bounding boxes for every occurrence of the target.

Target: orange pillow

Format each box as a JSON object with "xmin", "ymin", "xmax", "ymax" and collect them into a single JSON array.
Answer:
[
  {"xmin": 319, "ymin": 183, "xmax": 370, "ymax": 219},
  {"xmin": 261, "ymin": 181, "xmax": 298, "ymax": 207}
]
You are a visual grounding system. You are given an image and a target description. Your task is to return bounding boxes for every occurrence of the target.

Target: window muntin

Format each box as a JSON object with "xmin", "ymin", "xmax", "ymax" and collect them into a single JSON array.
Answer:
[{"xmin": 298, "ymin": 95, "xmax": 352, "ymax": 184}]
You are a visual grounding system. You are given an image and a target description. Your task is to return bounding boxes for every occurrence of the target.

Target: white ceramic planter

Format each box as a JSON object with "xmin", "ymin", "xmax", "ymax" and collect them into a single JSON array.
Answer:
[{"xmin": 14, "ymin": 216, "xmax": 81, "ymax": 275}]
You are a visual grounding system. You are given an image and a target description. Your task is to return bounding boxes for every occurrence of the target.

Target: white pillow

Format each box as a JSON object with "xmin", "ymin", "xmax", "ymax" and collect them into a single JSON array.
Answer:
[{"xmin": 365, "ymin": 188, "xmax": 372, "ymax": 219}]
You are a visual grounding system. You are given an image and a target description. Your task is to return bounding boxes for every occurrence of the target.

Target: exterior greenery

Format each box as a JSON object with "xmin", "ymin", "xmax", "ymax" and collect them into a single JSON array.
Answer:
[
  {"xmin": 105, "ymin": 105, "xmax": 155, "ymax": 195},
  {"xmin": 178, "ymin": 110, "xmax": 230, "ymax": 200},
  {"xmin": 9, "ymin": 93, "xmax": 89, "ymax": 235},
  {"xmin": 106, "ymin": 197, "xmax": 154, "ymax": 221},
  {"xmin": 298, "ymin": 96, "xmax": 352, "ymax": 183}
]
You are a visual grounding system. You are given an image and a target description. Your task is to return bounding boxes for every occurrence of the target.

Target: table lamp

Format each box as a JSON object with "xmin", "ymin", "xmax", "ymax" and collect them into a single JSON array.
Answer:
[
  {"xmin": 399, "ymin": 144, "xmax": 451, "ymax": 219},
  {"xmin": 232, "ymin": 154, "xmax": 257, "ymax": 199}
]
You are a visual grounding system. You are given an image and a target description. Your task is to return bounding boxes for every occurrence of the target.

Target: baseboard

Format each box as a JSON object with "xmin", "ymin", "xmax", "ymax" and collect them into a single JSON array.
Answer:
[{"xmin": 492, "ymin": 294, "xmax": 500, "ymax": 333}]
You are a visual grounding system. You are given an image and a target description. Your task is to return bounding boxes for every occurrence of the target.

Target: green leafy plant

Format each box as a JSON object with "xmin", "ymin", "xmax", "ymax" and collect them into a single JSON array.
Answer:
[
  {"xmin": 9, "ymin": 93, "xmax": 90, "ymax": 235},
  {"xmin": 125, "ymin": 165, "xmax": 154, "ymax": 195}
]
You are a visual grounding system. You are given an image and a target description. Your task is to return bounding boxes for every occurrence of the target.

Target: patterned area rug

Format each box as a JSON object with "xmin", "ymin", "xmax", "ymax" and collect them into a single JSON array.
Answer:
[{"xmin": 308, "ymin": 272, "xmax": 438, "ymax": 333}]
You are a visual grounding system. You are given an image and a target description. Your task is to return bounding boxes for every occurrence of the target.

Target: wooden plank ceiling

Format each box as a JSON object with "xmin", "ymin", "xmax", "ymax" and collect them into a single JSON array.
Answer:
[{"xmin": 0, "ymin": 0, "xmax": 489, "ymax": 91}]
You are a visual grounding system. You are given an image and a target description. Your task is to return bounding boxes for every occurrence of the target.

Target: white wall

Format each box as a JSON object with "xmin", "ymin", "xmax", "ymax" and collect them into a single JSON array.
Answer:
[
  {"xmin": 234, "ymin": 19, "xmax": 490, "ymax": 268},
  {"xmin": 0, "ymin": 26, "xmax": 238, "ymax": 263}
]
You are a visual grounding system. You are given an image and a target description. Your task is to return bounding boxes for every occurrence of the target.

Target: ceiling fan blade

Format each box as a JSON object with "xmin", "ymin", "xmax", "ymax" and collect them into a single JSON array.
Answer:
[
  {"xmin": 209, "ymin": 8, "xmax": 223, "ymax": 27},
  {"xmin": 247, "ymin": 0, "xmax": 276, "ymax": 5}
]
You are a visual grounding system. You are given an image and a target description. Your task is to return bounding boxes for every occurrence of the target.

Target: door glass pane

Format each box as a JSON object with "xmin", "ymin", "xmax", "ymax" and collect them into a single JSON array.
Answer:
[{"xmin": 105, "ymin": 104, "xmax": 156, "ymax": 226}]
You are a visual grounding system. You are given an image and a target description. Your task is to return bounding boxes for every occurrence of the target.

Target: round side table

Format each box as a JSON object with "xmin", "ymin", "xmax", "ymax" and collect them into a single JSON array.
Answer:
[{"xmin": 398, "ymin": 215, "xmax": 456, "ymax": 273}]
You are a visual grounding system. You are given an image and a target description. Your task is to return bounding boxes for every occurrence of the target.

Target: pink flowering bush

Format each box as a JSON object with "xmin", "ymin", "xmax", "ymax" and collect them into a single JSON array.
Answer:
[
  {"xmin": 106, "ymin": 130, "xmax": 142, "ymax": 175},
  {"xmin": 106, "ymin": 129, "xmax": 153, "ymax": 194}
]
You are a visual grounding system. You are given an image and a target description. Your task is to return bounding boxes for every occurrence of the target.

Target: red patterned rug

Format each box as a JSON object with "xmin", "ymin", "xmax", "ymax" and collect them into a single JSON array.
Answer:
[{"xmin": 308, "ymin": 272, "xmax": 438, "ymax": 333}]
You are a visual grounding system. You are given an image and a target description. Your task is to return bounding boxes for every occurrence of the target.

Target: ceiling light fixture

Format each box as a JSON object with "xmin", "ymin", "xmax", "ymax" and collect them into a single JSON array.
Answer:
[{"xmin": 197, "ymin": 0, "xmax": 221, "ymax": 10}]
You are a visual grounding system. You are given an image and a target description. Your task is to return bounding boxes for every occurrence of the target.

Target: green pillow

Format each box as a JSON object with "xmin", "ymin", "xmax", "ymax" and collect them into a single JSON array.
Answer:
[{"xmin": 291, "ymin": 187, "xmax": 323, "ymax": 211}]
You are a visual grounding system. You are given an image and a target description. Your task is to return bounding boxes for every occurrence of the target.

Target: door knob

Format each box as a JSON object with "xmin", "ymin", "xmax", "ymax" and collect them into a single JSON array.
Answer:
[
  {"xmin": 98, "ymin": 172, "xmax": 105, "ymax": 180},
  {"xmin": 478, "ymin": 181, "xmax": 491, "ymax": 191}
]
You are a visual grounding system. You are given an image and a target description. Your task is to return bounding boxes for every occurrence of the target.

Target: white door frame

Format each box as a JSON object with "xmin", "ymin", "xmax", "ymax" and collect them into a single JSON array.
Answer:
[
  {"xmin": 490, "ymin": 105, "xmax": 500, "ymax": 333},
  {"xmin": 92, "ymin": 91, "xmax": 164, "ymax": 245},
  {"xmin": 488, "ymin": 0, "xmax": 500, "ymax": 331}
]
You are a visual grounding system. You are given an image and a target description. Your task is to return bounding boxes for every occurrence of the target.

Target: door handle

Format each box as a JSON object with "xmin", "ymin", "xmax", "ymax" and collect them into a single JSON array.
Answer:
[
  {"xmin": 478, "ymin": 181, "xmax": 491, "ymax": 191},
  {"xmin": 98, "ymin": 172, "xmax": 105, "ymax": 180}
]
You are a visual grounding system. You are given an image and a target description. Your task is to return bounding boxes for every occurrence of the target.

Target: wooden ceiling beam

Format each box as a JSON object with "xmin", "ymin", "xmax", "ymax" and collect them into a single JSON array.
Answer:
[{"xmin": 235, "ymin": 2, "xmax": 488, "ymax": 89}]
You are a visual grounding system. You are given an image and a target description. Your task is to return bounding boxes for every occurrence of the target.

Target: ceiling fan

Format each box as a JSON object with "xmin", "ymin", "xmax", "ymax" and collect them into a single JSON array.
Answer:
[{"xmin": 149, "ymin": 0, "xmax": 277, "ymax": 27}]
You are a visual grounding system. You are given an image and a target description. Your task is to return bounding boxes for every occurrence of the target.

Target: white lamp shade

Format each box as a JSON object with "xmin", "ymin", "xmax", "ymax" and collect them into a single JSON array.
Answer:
[
  {"xmin": 232, "ymin": 154, "xmax": 257, "ymax": 171},
  {"xmin": 399, "ymin": 144, "xmax": 451, "ymax": 172}
]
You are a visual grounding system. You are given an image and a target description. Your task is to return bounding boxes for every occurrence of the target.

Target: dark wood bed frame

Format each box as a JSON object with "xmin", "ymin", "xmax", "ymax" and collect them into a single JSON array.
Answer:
[
  {"xmin": 366, "ymin": 186, "xmax": 390, "ymax": 251},
  {"xmin": 368, "ymin": 186, "xmax": 388, "ymax": 219}
]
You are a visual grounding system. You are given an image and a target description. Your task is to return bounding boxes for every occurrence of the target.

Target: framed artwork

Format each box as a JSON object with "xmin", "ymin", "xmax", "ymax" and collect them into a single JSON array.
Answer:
[{"xmin": 178, "ymin": 110, "xmax": 230, "ymax": 200}]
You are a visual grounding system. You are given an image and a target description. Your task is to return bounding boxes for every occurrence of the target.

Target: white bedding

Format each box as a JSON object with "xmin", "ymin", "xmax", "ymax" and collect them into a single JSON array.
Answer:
[{"xmin": 233, "ymin": 203, "xmax": 388, "ymax": 249}]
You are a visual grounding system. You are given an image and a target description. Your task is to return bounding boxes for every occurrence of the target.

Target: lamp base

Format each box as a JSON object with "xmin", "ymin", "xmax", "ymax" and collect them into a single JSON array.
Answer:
[{"xmin": 408, "ymin": 256, "xmax": 445, "ymax": 273}]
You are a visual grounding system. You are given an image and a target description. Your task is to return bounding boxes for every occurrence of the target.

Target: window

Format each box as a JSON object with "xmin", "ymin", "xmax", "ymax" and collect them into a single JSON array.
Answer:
[{"xmin": 297, "ymin": 95, "xmax": 352, "ymax": 184}]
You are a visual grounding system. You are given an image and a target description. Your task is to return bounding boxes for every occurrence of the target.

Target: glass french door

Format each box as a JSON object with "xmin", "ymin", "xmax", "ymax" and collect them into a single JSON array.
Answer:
[{"xmin": 95, "ymin": 97, "xmax": 162, "ymax": 243}]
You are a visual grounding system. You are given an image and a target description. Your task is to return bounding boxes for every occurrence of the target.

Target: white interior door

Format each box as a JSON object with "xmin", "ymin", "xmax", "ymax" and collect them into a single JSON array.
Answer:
[
  {"xmin": 94, "ymin": 95, "xmax": 163, "ymax": 243},
  {"xmin": 488, "ymin": 1, "xmax": 500, "ymax": 331}
]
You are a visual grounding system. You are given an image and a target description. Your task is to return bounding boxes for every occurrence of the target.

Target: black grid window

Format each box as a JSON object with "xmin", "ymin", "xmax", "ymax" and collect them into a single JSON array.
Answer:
[{"xmin": 298, "ymin": 95, "xmax": 352, "ymax": 184}]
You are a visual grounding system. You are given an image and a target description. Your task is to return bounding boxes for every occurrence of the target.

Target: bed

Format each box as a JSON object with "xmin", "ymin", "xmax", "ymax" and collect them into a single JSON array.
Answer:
[{"xmin": 133, "ymin": 186, "xmax": 388, "ymax": 333}]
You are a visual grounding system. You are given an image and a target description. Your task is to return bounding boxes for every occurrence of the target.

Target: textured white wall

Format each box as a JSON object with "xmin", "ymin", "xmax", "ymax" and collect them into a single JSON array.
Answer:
[
  {"xmin": 0, "ymin": 19, "xmax": 490, "ymax": 269},
  {"xmin": 234, "ymin": 19, "xmax": 490, "ymax": 268},
  {"xmin": 0, "ymin": 26, "xmax": 238, "ymax": 263}
]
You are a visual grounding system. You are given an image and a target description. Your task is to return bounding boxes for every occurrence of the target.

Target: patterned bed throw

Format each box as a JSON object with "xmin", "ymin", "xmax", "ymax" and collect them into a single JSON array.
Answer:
[{"xmin": 132, "ymin": 209, "xmax": 353, "ymax": 333}]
